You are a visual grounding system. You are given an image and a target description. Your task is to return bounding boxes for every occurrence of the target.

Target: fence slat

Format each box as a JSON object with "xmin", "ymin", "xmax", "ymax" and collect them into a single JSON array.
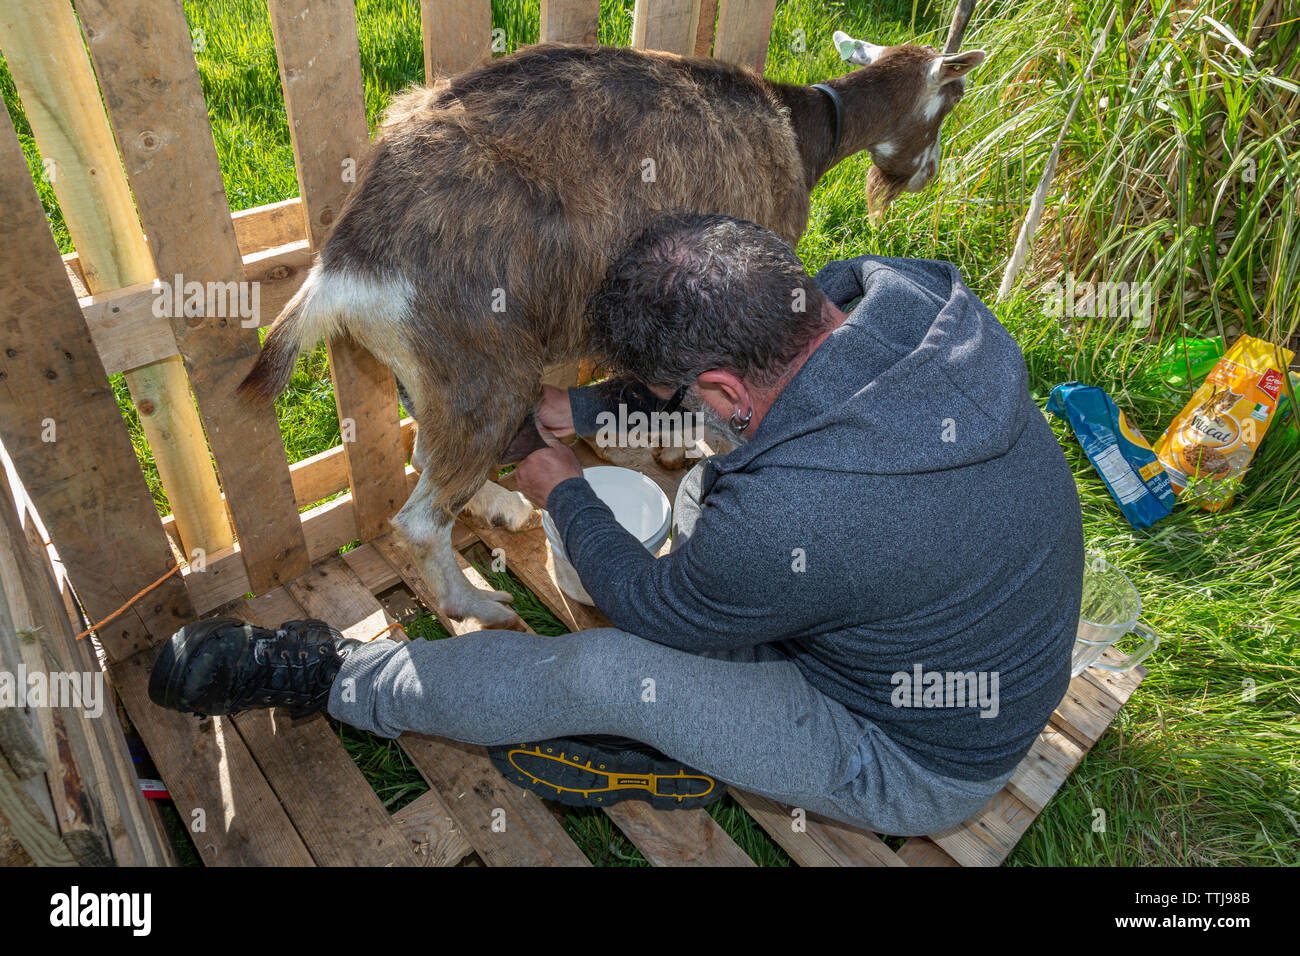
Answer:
[
  {"xmin": 0, "ymin": 0, "xmax": 235, "ymax": 562},
  {"xmin": 0, "ymin": 95, "xmax": 192, "ymax": 664},
  {"xmin": 422, "ymin": 0, "xmax": 492, "ymax": 78},
  {"xmin": 16, "ymin": 504, "xmax": 170, "ymax": 866},
  {"xmin": 267, "ymin": 0, "xmax": 409, "ymax": 543},
  {"xmin": 632, "ymin": 0, "xmax": 702, "ymax": 55},
  {"xmin": 540, "ymin": 0, "xmax": 601, "ymax": 43},
  {"xmin": 694, "ymin": 0, "xmax": 719, "ymax": 55},
  {"xmin": 712, "ymin": 0, "xmax": 778, "ymax": 72},
  {"xmin": 1, "ymin": 475, "xmax": 114, "ymax": 864},
  {"xmin": 77, "ymin": 0, "xmax": 310, "ymax": 593}
]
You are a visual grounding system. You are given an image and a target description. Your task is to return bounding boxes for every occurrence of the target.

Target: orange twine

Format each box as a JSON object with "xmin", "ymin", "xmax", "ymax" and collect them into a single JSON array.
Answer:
[
  {"xmin": 366, "ymin": 620, "xmax": 406, "ymax": 643},
  {"xmin": 66, "ymin": 557, "xmax": 403, "ymax": 645},
  {"xmin": 72, "ymin": 564, "xmax": 182, "ymax": 641}
]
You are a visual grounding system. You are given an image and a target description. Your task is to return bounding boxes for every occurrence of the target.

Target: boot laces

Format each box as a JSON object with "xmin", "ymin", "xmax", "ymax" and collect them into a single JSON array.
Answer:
[{"xmin": 229, "ymin": 629, "xmax": 342, "ymax": 713}]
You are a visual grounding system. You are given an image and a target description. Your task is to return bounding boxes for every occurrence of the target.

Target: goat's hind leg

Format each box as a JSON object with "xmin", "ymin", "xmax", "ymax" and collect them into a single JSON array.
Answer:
[{"xmin": 391, "ymin": 468, "xmax": 524, "ymax": 630}]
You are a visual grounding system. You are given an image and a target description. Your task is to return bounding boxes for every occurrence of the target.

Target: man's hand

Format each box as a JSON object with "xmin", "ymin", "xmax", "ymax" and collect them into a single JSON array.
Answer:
[
  {"xmin": 515, "ymin": 427, "xmax": 583, "ymax": 509},
  {"xmin": 536, "ymin": 385, "xmax": 576, "ymax": 438}
]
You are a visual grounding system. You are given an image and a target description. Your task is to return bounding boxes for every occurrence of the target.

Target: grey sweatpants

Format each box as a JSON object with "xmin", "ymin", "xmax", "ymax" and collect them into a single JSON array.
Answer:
[{"xmin": 329, "ymin": 465, "xmax": 1011, "ymax": 836}]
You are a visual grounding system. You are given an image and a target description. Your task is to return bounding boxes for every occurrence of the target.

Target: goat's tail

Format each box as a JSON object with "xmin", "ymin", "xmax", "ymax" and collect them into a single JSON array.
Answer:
[{"xmin": 238, "ymin": 263, "xmax": 330, "ymax": 402}]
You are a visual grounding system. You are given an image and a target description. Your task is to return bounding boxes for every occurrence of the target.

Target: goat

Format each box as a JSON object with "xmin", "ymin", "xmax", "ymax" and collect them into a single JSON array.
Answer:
[{"xmin": 239, "ymin": 32, "xmax": 986, "ymax": 629}]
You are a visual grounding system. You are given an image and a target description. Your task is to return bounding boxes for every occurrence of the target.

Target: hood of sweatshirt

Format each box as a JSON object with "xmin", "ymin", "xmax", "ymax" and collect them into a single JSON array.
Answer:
[{"xmin": 710, "ymin": 255, "xmax": 1034, "ymax": 479}]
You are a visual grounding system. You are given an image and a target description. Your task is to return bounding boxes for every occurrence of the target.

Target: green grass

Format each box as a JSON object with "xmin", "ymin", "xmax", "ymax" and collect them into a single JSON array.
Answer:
[{"xmin": 3, "ymin": 0, "xmax": 1296, "ymax": 866}]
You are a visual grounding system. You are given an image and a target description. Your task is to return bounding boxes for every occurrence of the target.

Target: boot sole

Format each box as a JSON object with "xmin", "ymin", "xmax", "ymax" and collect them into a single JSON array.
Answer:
[{"xmin": 489, "ymin": 738, "xmax": 725, "ymax": 810}]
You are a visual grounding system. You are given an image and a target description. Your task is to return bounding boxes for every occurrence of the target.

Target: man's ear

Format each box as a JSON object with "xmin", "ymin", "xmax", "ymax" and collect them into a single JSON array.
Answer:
[
  {"xmin": 833, "ymin": 30, "xmax": 885, "ymax": 68},
  {"xmin": 930, "ymin": 49, "xmax": 986, "ymax": 86},
  {"xmin": 696, "ymin": 369, "xmax": 749, "ymax": 408}
]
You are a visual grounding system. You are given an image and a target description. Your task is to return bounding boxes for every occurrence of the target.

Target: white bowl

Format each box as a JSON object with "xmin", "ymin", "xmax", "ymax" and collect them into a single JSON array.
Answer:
[{"xmin": 541, "ymin": 466, "xmax": 672, "ymax": 605}]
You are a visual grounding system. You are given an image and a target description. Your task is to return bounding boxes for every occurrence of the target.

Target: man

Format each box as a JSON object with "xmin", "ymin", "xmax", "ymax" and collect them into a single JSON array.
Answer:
[{"xmin": 149, "ymin": 213, "xmax": 1083, "ymax": 836}]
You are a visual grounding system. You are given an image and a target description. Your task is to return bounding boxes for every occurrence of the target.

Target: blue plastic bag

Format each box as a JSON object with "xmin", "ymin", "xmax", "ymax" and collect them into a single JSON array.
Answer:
[{"xmin": 1047, "ymin": 382, "xmax": 1175, "ymax": 529}]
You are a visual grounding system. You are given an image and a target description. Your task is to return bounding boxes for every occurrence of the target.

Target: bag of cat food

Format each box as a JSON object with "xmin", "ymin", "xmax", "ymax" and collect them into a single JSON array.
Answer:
[{"xmin": 1154, "ymin": 335, "xmax": 1296, "ymax": 512}]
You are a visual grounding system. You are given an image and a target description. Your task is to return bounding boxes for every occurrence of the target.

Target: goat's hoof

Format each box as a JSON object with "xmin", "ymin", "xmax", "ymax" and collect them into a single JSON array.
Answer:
[
  {"xmin": 653, "ymin": 445, "xmax": 687, "ymax": 471},
  {"xmin": 491, "ymin": 498, "xmax": 540, "ymax": 532},
  {"xmin": 473, "ymin": 486, "xmax": 540, "ymax": 532},
  {"xmin": 514, "ymin": 508, "xmax": 542, "ymax": 532},
  {"xmin": 447, "ymin": 591, "xmax": 526, "ymax": 631}
]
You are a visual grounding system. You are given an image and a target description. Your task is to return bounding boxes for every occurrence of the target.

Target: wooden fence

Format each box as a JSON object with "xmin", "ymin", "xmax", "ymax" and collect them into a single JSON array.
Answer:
[{"xmin": 0, "ymin": 0, "xmax": 783, "ymax": 866}]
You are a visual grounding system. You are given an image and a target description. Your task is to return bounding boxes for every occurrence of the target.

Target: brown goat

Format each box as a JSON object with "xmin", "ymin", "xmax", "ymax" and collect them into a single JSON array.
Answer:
[{"xmin": 241, "ymin": 34, "xmax": 985, "ymax": 629}]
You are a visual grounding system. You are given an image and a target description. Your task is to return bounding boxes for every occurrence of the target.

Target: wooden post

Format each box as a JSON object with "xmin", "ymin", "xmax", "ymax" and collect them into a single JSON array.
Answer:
[
  {"xmin": 267, "ymin": 0, "xmax": 409, "ymax": 543},
  {"xmin": 540, "ymin": 0, "xmax": 601, "ymax": 43},
  {"xmin": 0, "ymin": 0, "xmax": 235, "ymax": 562},
  {"xmin": 632, "ymin": 0, "xmax": 703, "ymax": 55},
  {"xmin": 712, "ymin": 0, "xmax": 779, "ymax": 72},
  {"xmin": 422, "ymin": 0, "xmax": 493, "ymax": 79}
]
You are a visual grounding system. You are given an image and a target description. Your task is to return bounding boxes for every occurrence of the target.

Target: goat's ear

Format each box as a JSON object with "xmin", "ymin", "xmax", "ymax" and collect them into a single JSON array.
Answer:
[
  {"xmin": 930, "ymin": 49, "xmax": 986, "ymax": 86},
  {"xmin": 833, "ymin": 30, "xmax": 885, "ymax": 67}
]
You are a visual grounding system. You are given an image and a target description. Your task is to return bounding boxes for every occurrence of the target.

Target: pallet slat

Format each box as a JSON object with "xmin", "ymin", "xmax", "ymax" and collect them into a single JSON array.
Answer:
[
  {"xmin": 0, "ymin": 96, "xmax": 192, "ymax": 663},
  {"xmin": 282, "ymin": 557, "xmax": 592, "ymax": 865},
  {"xmin": 232, "ymin": 199, "xmax": 308, "ymax": 254},
  {"xmin": 927, "ymin": 789, "xmax": 1038, "ymax": 868},
  {"xmin": 422, "ymin": 0, "xmax": 492, "ymax": 78},
  {"xmin": 17, "ymin": 506, "xmax": 170, "ymax": 866},
  {"xmin": 912, "ymin": 661, "xmax": 1146, "ymax": 866},
  {"xmin": 712, "ymin": 0, "xmax": 778, "ymax": 71},
  {"xmin": 632, "ymin": 0, "xmax": 703, "ymax": 55},
  {"xmin": 209, "ymin": 591, "xmax": 417, "ymax": 867},
  {"xmin": 694, "ymin": 0, "xmax": 719, "ymax": 55},
  {"xmin": 78, "ymin": 0, "xmax": 310, "ymax": 593},
  {"xmin": 603, "ymin": 800, "xmax": 754, "ymax": 866},
  {"xmin": 0, "ymin": 750, "xmax": 78, "ymax": 867},
  {"xmin": 109, "ymin": 652, "xmax": 317, "ymax": 866},
  {"xmin": 895, "ymin": 837, "xmax": 961, "ymax": 867},
  {"xmin": 76, "ymin": 235, "xmax": 312, "ymax": 378},
  {"xmin": 1049, "ymin": 658, "xmax": 1142, "ymax": 749},
  {"xmin": 181, "ymin": 466, "xmax": 423, "ymax": 616},
  {"xmin": 391, "ymin": 789, "xmax": 476, "ymax": 866},
  {"xmin": 1003, "ymin": 725, "xmax": 1084, "ymax": 814},
  {"xmin": 267, "ymin": 0, "xmax": 409, "ymax": 544},
  {"xmin": 541, "ymin": 0, "xmax": 601, "ymax": 43},
  {"xmin": 0, "ymin": 0, "xmax": 235, "ymax": 561},
  {"xmin": 731, "ymin": 791, "xmax": 905, "ymax": 866},
  {"xmin": 0, "ymin": 475, "xmax": 115, "ymax": 864}
]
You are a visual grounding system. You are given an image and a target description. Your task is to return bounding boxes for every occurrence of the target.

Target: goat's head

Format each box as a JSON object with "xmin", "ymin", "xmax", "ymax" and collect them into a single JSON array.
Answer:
[{"xmin": 832, "ymin": 30, "xmax": 985, "ymax": 209}]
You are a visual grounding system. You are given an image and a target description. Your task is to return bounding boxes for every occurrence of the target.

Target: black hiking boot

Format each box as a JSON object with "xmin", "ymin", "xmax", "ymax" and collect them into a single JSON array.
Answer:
[
  {"xmin": 148, "ymin": 617, "xmax": 361, "ymax": 720},
  {"xmin": 488, "ymin": 735, "xmax": 726, "ymax": 810}
]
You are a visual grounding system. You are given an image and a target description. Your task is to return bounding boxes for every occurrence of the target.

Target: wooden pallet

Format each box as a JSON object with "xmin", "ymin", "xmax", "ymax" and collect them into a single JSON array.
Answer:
[{"xmin": 112, "ymin": 443, "xmax": 1145, "ymax": 868}]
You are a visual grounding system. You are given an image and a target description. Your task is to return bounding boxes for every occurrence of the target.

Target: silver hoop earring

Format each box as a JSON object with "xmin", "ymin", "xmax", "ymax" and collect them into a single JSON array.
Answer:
[{"xmin": 728, "ymin": 407, "xmax": 753, "ymax": 434}]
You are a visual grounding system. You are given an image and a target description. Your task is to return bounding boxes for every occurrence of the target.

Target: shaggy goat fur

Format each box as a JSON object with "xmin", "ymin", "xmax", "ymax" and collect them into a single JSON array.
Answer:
[{"xmin": 241, "ymin": 39, "xmax": 983, "ymax": 626}]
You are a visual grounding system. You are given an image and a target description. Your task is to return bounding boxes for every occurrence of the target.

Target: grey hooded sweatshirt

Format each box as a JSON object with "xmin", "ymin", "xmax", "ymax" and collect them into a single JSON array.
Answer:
[{"xmin": 548, "ymin": 254, "xmax": 1083, "ymax": 782}]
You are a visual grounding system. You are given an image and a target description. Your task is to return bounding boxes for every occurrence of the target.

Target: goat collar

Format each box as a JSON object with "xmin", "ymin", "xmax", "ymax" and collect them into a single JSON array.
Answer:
[{"xmin": 811, "ymin": 83, "xmax": 844, "ymax": 163}]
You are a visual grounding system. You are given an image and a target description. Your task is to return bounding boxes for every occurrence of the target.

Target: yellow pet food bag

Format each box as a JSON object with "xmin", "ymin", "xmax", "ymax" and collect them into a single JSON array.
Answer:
[{"xmin": 1154, "ymin": 335, "xmax": 1295, "ymax": 511}]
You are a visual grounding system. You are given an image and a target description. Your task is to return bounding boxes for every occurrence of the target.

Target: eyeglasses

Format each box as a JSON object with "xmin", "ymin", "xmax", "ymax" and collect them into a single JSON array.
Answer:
[
  {"xmin": 622, "ymin": 378, "xmax": 690, "ymax": 414},
  {"xmin": 659, "ymin": 383, "xmax": 689, "ymax": 415}
]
